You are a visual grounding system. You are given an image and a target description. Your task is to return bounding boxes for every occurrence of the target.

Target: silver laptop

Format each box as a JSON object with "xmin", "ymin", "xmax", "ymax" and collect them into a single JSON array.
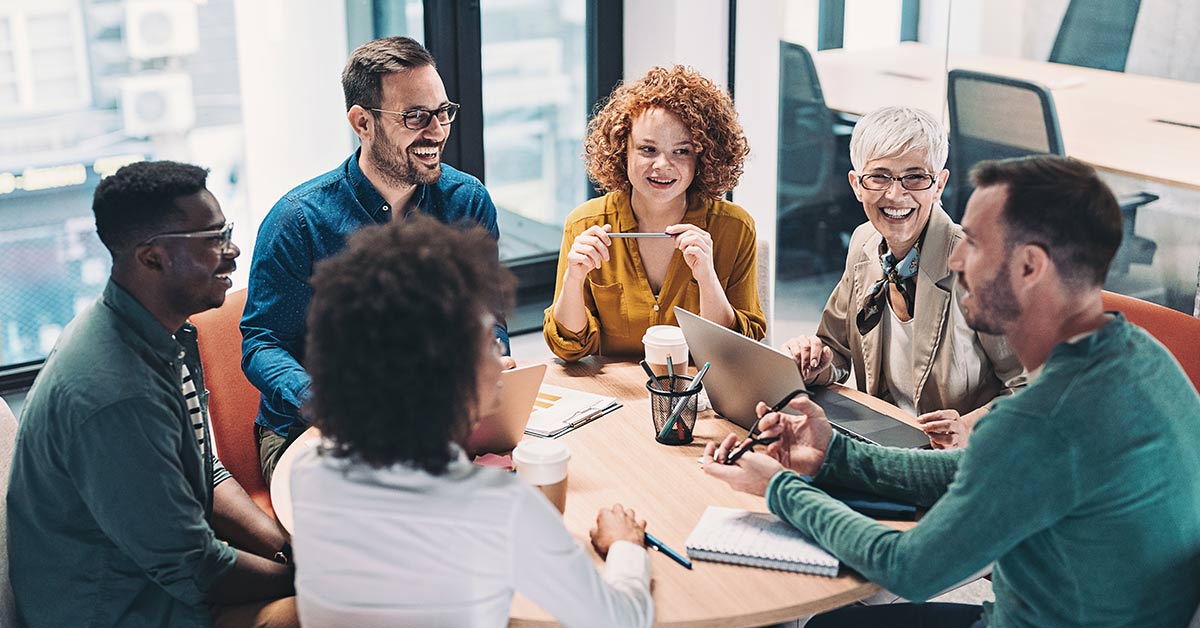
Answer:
[
  {"xmin": 467, "ymin": 363, "xmax": 547, "ymax": 456},
  {"xmin": 674, "ymin": 307, "xmax": 930, "ymax": 449}
]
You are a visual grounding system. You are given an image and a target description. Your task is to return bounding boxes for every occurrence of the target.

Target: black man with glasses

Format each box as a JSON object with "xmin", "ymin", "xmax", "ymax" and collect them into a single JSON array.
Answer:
[
  {"xmin": 241, "ymin": 37, "xmax": 512, "ymax": 485},
  {"xmin": 779, "ymin": 106, "xmax": 1024, "ymax": 450},
  {"xmin": 8, "ymin": 161, "xmax": 298, "ymax": 628}
]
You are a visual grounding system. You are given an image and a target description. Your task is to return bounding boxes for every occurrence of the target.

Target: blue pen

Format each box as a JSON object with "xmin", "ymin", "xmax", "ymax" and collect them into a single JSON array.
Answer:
[{"xmin": 644, "ymin": 532, "xmax": 692, "ymax": 570}]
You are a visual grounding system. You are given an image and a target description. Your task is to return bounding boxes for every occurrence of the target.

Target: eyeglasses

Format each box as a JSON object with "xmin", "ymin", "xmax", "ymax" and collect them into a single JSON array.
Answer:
[
  {"xmin": 858, "ymin": 172, "xmax": 937, "ymax": 191},
  {"xmin": 369, "ymin": 102, "xmax": 460, "ymax": 130},
  {"xmin": 140, "ymin": 222, "xmax": 235, "ymax": 254}
]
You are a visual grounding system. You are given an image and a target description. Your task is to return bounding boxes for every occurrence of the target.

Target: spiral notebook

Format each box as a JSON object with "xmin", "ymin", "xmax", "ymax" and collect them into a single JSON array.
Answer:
[{"xmin": 684, "ymin": 506, "xmax": 839, "ymax": 576}]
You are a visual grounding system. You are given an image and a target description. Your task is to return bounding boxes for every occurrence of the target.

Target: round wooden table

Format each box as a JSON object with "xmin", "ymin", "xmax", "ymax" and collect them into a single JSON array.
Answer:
[{"xmin": 272, "ymin": 357, "xmax": 918, "ymax": 627}]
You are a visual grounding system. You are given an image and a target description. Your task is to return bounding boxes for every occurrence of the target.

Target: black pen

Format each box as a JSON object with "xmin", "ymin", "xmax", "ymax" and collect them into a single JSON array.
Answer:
[
  {"xmin": 723, "ymin": 389, "xmax": 805, "ymax": 464},
  {"xmin": 644, "ymin": 532, "xmax": 692, "ymax": 569},
  {"xmin": 722, "ymin": 435, "xmax": 781, "ymax": 465}
]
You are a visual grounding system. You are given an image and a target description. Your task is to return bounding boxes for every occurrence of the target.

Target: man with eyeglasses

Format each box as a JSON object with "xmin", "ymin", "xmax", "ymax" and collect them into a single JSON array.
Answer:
[
  {"xmin": 241, "ymin": 36, "xmax": 512, "ymax": 485},
  {"xmin": 8, "ymin": 161, "xmax": 298, "ymax": 628},
  {"xmin": 779, "ymin": 106, "xmax": 1023, "ymax": 449}
]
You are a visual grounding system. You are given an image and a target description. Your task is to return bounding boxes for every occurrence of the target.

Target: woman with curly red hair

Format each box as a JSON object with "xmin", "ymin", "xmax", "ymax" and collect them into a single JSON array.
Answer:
[{"xmin": 543, "ymin": 65, "xmax": 766, "ymax": 361}]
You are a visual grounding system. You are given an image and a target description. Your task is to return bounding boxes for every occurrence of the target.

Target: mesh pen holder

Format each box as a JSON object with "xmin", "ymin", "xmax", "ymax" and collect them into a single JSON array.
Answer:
[{"xmin": 647, "ymin": 375, "xmax": 702, "ymax": 445}]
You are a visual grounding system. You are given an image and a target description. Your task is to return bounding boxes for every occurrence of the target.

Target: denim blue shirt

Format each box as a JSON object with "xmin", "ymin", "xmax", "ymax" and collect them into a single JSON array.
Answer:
[{"xmin": 242, "ymin": 150, "xmax": 505, "ymax": 436}]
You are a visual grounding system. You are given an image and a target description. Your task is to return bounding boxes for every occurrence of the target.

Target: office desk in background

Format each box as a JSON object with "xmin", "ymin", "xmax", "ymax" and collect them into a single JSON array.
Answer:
[
  {"xmin": 813, "ymin": 42, "xmax": 1200, "ymax": 192},
  {"xmin": 272, "ymin": 358, "xmax": 920, "ymax": 627}
]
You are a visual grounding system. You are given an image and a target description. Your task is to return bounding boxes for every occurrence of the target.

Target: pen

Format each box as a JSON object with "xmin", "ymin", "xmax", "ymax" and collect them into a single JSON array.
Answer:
[
  {"xmin": 666, "ymin": 353, "xmax": 675, "ymax": 391},
  {"xmin": 644, "ymin": 532, "xmax": 692, "ymax": 569},
  {"xmin": 640, "ymin": 360, "xmax": 665, "ymax": 392},
  {"xmin": 723, "ymin": 389, "xmax": 805, "ymax": 464},
  {"xmin": 608, "ymin": 232, "xmax": 672, "ymax": 239},
  {"xmin": 656, "ymin": 362, "xmax": 711, "ymax": 441},
  {"xmin": 722, "ymin": 435, "xmax": 781, "ymax": 465}
]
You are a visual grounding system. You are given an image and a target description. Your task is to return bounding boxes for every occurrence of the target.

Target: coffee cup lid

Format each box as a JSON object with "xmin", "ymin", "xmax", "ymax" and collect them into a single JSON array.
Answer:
[
  {"xmin": 512, "ymin": 438, "xmax": 570, "ymax": 465},
  {"xmin": 642, "ymin": 325, "xmax": 685, "ymax": 346}
]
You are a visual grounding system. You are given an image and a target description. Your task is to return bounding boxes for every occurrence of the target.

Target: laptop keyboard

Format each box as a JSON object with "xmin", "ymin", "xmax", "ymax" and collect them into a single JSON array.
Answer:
[{"xmin": 830, "ymin": 423, "xmax": 874, "ymax": 445}]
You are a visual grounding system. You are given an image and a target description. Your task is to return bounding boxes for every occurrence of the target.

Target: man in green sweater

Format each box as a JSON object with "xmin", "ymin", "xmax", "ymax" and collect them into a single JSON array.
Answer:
[{"xmin": 703, "ymin": 155, "xmax": 1200, "ymax": 627}]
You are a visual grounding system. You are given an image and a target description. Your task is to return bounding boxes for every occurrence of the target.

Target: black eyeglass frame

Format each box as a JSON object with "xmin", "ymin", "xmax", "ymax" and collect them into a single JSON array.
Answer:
[
  {"xmin": 369, "ymin": 102, "xmax": 461, "ymax": 130},
  {"xmin": 857, "ymin": 172, "xmax": 938, "ymax": 192},
  {"xmin": 139, "ymin": 222, "xmax": 235, "ymax": 254}
]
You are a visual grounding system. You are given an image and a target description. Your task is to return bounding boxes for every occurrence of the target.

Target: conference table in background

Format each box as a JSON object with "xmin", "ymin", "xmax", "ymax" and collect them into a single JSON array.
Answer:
[
  {"xmin": 272, "ymin": 358, "xmax": 921, "ymax": 627},
  {"xmin": 812, "ymin": 42, "xmax": 1200, "ymax": 191}
]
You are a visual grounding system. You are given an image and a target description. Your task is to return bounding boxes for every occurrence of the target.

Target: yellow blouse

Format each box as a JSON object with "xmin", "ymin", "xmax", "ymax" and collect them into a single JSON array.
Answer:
[{"xmin": 543, "ymin": 191, "xmax": 766, "ymax": 361}]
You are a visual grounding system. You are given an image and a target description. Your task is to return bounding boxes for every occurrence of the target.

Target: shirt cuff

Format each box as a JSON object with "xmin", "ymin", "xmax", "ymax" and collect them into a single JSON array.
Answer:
[
  {"xmin": 765, "ymin": 469, "xmax": 814, "ymax": 514},
  {"xmin": 604, "ymin": 539, "xmax": 651, "ymax": 589}
]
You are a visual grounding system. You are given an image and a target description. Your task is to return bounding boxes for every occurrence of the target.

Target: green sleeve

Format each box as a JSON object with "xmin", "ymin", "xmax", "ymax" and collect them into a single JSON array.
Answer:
[
  {"xmin": 68, "ymin": 397, "xmax": 238, "ymax": 605},
  {"xmin": 768, "ymin": 411, "xmax": 1081, "ymax": 601},
  {"xmin": 815, "ymin": 432, "xmax": 962, "ymax": 507}
]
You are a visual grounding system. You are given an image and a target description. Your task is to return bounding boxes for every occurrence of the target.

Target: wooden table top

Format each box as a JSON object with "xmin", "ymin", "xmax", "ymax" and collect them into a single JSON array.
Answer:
[
  {"xmin": 812, "ymin": 42, "xmax": 1200, "ymax": 191},
  {"xmin": 272, "ymin": 357, "xmax": 919, "ymax": 627}
]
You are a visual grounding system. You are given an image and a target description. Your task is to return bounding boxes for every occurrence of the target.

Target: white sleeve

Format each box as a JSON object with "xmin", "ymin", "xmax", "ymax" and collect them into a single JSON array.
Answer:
[{"xmin": 510, "ymin": 487, "xmax": 653, "ymax": 628}]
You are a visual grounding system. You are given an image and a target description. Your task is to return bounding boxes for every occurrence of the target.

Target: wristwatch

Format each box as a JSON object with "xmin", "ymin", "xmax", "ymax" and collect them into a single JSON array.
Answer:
[{"xmin": 273, "ymin": 541, "xmax": 293, "ymax": 565}]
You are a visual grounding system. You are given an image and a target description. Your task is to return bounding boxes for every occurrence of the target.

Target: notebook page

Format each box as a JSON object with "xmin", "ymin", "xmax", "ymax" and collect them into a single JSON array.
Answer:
[{"xmin": 686, "ymin": 506, "xmax": 838, "ymax": 568}]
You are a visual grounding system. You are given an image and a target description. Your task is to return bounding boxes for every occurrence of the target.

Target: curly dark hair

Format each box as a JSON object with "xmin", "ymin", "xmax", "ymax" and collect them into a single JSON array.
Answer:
[
  {"xmin": 584, "ymin": 65, "xmax": 749, "ymax": 199},
  {"xmin": 92, "ymin": 160, "xmax": 209, "ymax": 258},
  {"xmin": 342, "ymin": 36, "xmax": 436, "ymax": 112},
  {"xmin": 305, "ymin": 215, "xmax": 515, "ymax": 473},
  {"xmin": 971, "ymin": 155, "xmax": 1121, "ymax": 288}
]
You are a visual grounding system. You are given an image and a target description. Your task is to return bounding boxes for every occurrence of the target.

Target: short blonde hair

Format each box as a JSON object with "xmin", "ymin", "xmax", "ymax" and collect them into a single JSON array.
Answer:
[
  {"xmin": 849, "ymin": 106, "xmax": 948, "ymax": 172},
  {"xmin": 583, "ymin": 65, "xmax": 749, "ymax": 199}
]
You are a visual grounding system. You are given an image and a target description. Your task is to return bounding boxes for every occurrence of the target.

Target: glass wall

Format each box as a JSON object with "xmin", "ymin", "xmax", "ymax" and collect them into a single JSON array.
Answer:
[
  {"xmin": 0, "ymin": 0, "xmax": 248, "ymax": 370},
  {"xmin": 480, "ymin": 0, "xmax": 587, "ymax": 264},
  {"xmin": 773, "ymin": 0, "xmax": 1200, "ymax": 342}
]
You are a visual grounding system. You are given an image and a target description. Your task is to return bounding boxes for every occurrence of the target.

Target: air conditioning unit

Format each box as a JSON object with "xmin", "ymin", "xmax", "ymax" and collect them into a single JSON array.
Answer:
[
  {"xmin": 124, "ymin": 0, "xmax": 200, "ymax": 60},
  {"xmin": 119, "ymin": 72, "xmax": 196, "ymax": 136}
]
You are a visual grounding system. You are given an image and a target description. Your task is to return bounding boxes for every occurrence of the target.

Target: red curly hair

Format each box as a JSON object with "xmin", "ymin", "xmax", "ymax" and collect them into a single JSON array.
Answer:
[{"xmin": 584, "ymin": 65, "xmax": 749, "ymax": 200}]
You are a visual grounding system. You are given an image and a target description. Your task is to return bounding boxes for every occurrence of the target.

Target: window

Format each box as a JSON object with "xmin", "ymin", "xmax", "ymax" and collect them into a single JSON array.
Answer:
[{"xmin": 0, "ymin": 0, "xmax": 248, "ymax": 383}]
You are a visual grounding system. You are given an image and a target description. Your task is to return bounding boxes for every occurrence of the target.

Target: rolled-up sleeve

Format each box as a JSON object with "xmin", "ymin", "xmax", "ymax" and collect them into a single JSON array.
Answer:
[
  {"xmin": 68, "ymin": 398, "xmax": 237, "ymax": 605},
  {"xmin": 543, "ymin": 223, "xmax": 603, "ymax": 361}
]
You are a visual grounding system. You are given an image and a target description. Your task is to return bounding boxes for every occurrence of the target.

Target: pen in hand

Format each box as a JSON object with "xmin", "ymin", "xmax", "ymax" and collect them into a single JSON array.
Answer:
[{"xmin": 722, "ymin": 388, "xmax": 805, "ymax": 464}]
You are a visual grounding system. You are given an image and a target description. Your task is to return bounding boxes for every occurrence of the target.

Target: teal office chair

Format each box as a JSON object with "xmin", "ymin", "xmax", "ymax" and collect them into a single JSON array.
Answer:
[
  {"xmin": 946, "ymin": 69, "xmax": 1157, "ymax": 277},
  {"xmin": 776, "ymin": 41, "xmax": 857, "ymax": 276},
  {"xmin": 1050, "ymin": 0, "xmax": 1142, "ymax": 72}
]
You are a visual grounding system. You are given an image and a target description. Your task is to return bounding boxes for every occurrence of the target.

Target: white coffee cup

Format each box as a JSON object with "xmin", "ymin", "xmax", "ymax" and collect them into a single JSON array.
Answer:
[
  {"xmin": 512, "ymin": 439, "xmax": 571, "ymax": 513},
  {"xmin": 642, "ymin": 325, "xmax": 689, "ymax": 378}
]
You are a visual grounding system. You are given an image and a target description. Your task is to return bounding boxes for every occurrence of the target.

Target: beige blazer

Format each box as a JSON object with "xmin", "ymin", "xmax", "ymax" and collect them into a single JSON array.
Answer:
[{"xmin": 811, "ymin": 206, "xmax": 1025, "ymax": 415}]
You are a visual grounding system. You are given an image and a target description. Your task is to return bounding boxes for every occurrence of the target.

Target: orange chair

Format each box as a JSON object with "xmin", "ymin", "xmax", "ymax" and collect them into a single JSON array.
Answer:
[
  {"xmin": 1102, "ymin": 290, "xmax": 1200, "ymax": 392},
  {"xmin": 191, "ymin": 288, "xmax": 274, "ymax": 518}
]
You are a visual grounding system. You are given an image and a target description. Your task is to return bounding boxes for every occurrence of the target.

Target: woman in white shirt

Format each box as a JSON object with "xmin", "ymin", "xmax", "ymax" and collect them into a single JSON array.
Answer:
[{"xmin": 289, "ymin": 215, "xmax": 654, "ymax": 628}]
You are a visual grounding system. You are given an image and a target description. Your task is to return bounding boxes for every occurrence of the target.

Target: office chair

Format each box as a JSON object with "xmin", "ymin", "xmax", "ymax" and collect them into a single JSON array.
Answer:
[
  {"xmin": 0, "ymin": 397, "xmax": 20, "ymax": 628},
  {"xmin": 946, "ymin": 69, "xmax": 1157, "ymax": 277},
  {"xmin": 1101, "ymin": 290, "xmax": 1200, "ymax": 392},
  {"xmin": 776, "ymin": 41, "xmax": 857, "ymax": 277},
  {"xmin": 1050, "ymin": 0, "xmax": 1142, "ymax": 72},
  {"xmin": 191, "ymin": 288, "xmax": 275, "ymax": 519}
]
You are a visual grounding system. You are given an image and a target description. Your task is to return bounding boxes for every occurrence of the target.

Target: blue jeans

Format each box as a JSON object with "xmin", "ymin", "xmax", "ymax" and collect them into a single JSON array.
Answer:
[{"xmin": 806, "ymin": 603, "xmax": 985, "ymax": 628}]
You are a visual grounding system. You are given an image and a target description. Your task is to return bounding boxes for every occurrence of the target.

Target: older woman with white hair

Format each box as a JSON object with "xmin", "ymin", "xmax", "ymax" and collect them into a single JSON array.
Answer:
[{"xmin": 781, "ymin": 106, "xmax": 1024, "ymax": 448}]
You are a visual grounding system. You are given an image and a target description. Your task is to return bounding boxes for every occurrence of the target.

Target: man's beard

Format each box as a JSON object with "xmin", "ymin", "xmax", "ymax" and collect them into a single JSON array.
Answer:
[
  {"xmin": 370, "ymin": 132, "xmax": 442, "ymax": 188},
  {"xmin": 962, "ymin": 263, "xmax": 1022, "ymax": 335}
]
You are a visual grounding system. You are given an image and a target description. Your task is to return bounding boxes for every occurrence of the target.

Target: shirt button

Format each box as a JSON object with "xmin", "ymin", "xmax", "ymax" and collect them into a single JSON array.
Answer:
[
  {"xmin": 382, "ymin": 204, "xmax": 390, "ymax": 212},
  {"xmin": 177, "ymin": 350, "xmax": 186, "ymax": 360},
  {"xmin": 652, "ymin": 304, "xmax": 660, "ymax": 312}
]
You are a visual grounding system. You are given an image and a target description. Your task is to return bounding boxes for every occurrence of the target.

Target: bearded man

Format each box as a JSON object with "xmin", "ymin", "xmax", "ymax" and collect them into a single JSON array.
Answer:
[{"xmin": 241, "ymin": 37, "xmax": 511, "ymax": 484}]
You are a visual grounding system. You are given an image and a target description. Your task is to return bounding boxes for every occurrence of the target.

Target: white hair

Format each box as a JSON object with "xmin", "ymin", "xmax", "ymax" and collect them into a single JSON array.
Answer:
[{"xmin": 849, "ymin": 106, "xmax": 948, "ymax": 173}]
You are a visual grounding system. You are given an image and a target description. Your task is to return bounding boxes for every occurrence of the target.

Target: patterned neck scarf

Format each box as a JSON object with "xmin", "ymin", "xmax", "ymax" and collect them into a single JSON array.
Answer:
[{"xmin": 856, "ymin": 237, "xmax": 923, "ymax": 335}]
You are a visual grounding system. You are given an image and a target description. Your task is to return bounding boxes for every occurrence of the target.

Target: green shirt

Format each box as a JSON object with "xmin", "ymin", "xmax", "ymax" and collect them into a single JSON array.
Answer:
[
  {"xmin": 7, "ymin": 280, "xmax": 237, "ymax": 628},
  {"xmin": 767, "ymin": 314, "xmax": 1200, "ymax": 627}
]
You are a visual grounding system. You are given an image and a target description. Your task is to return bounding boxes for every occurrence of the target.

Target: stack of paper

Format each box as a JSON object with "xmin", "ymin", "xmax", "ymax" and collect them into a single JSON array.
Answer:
[{"xmin": 524, "ymin": 384, "xmax": 621, "ymax": 438}]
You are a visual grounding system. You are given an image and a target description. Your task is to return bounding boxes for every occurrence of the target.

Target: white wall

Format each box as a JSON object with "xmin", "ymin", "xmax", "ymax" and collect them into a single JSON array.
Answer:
[
  {"xmin": 623, "ymin": 0, "xmax": 729, "ymax": 90},
  {"xmin": 232, "ymin": 0, "xmax": 352, "ymax": 287}
]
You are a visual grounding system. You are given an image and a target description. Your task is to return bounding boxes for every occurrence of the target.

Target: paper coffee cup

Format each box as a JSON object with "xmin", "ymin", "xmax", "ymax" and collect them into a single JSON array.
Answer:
[
  {"xmin": 643, "ymin": 325, "xmax": 689, "ymax": 377},
  {"xmin": 512, "ymin": 439, "xmax": 570, "ymax": 513}
]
